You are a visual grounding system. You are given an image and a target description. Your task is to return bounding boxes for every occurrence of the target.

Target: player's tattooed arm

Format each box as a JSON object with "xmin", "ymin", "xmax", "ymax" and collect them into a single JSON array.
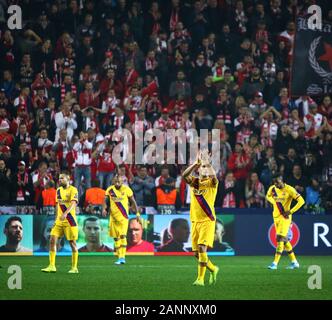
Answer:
[
  {"xmin": 201, "ymin": 149, "xmax": 218, "ymax": 186},
  {"xmin": 129, "ymin": 195, "xmax": 140, "ymax": 216},
  {"xmin": 102, "ymin": 196, "xmax": 110, "ymax": 217},
  {"xmin": 182, "ymin": 151, "xmax": 201, "ymax": 184}
]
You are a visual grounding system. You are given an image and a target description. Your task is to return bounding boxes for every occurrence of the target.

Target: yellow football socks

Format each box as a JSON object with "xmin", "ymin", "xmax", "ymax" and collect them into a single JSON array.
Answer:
[
  {"xmin": 273, "ymin": 241, "xmax": 284, "ymax": 264},
  {"xmin": 72, "ymin": 251, "xmax": 78, "ymax": 269},
  {"xmin": 49, "ymin": 250, "xmax": 56, "ymax": 267},
  {"xmin": 207, "ymin": 260, "xmax": 216, "ymax": 272},
  {"xmin": 284, "ymin": 242, "xmax": 297, "ymax": 262},
  {"xmin": 198, "ymin": 252, "xmax": 208, "ymax": 281},
  {"xmin": 118, "ymin": 238, "xmax": 127, "ymax": 259},
  {"xmin": 114, "ymin": 239, "xmax": 121, "ymax": 257}
]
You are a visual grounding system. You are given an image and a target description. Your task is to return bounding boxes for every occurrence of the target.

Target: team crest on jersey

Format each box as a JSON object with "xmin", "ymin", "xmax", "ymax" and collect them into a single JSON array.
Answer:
[
  {"xmin": 192, "ymin": 189, "xmax": 207, "ymax": 195},
  {"xmin": 109, "ymin": 189, "xmax": 124, "ymax": 202},
  {"xmin": 268, "ymin": 222, "xmax": 300, "ymax": 248}
]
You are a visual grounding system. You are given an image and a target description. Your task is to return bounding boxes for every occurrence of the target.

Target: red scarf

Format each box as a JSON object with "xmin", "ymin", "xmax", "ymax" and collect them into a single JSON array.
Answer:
[
  {"xmin": 222, "ymin": 180, "xmax": 236, "ymax": 208},
  {"xmin": 17, "ymin": 172, "xmax": 29, "ymax": 201},
  {"xmin": 60, "ymin": 84, "xmax": 77, "ymax": 102},
  {"xmin": 169, "ymin": 8, "xmax": 179, "ymax": 31}
]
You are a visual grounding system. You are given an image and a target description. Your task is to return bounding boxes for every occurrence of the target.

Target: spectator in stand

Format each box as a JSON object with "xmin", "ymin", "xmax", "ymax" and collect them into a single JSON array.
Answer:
[
  {"xmin": 249, "ymin": 91, "xmax": 268, "ymax": 121},
  {"xmin": 286, "ymin": 164, "xmax": 309, "ymax": 201},
  {"xmin": 0, "ymin": 159, "xmax": 12, "ymax": 205},
  {"xmin": 0, "ymin": 70, "xmax": 15, "ymax": 101},
  {"xmin": 155, "ymin": 166, "xmax": 171, "ymax": 187},
  {"xmin": 240, "ymin": 66, "xmax": 266, "ymax": 100},
  {"xmin": 104, "ymin": 106, "xmax": 131, "ymax": 133},
  {"xmin": 245, "ymin": 172, "xmax": 265, "ymax": 208},
  {"xmin": 82, "ymin": 179, "xmax": 105, "ymax": 214},
  {"xmin": 32, "ymin": 161, "xmax": 52, "ymax": 204},
  {"xmin": 131, "ymin": 165, "xmax": 155, "ymax": 207},
  {"xmin": 272, "ymin": 87, "xmax": 295, "ymax": 118},
  {"xmin": 321, "ymin": 176, "xmax": 332, "ymax": 211},
  {"xmin": 36, "ymin": 127, "xmax": 53, "ymax": 163},
  {"xmin": 274, "ymin": 125, "xmax": 295, "ymax": 161},
  {"xmin": 52, "ymin": 128, "xmax": 73, "ymax": 171},
  {"xmin": 123, "ymin": 86, "xmax": 143, "ymax": 123},
  {"xmin": 55, "ymin": 101, "xmax": 78, "ymax": 141},
  {"xmin": 303, "ymin": 152, "xmax": 320, "ymax": 180},
  {"xmin": 216, "ymin": 69, "xmax": 239, "ymax": 96},
  {"xmin": 169, "ymin": 70, "xmax": 191, "ymax": 99},
  {"xmin": 73, "ymin": 131, "xmax": 93, "ymax": 196},
  {"xmin": 41, "ymin": 180, "xmax": 56, "ymax": 213},
  {"xmin": 79, "ymin": 81, "xmax": 100, "ymax": 110},
  {"xmin": 82, "ymin": 109, "xmax": 100, "ymax": 134},
  {"xmin": 12, "ymin": 142, "xmax": 31, "ymax": 170},
  {"xmin": 59, "ymin": 74, "xmax": 77, "ymax": 103},
  {"xmin": 95, "ymin": 141, "xmax": 116, "ymax": 190},
  {"xmin": 228, "ymin": 143, "xmax": 252, "ymax": 189},
  {"xmin": 318, "ymin": 95, "xmax": 332, "ymax": 118},
  {"xmin": 303, "ymin": 103, "xmax": 324, "ymax": 139},
  {"xmin": 217, "ymin": 171, "xmax": 241, "ymax": 208},
  {"xmin": 13, "ymin": 122, "xmax": 34, "ymax": 154},
  {"xmin": 305, "ymin": 178, "xmax": 323, "ymax": 214},
  {"xmin": 280, "ymin": 147, "xmax": 300, "ymax": 178},
  {"xmin": 154, "ymin": 177, "xmax": 182, "ymax": 211},
  {"xmin": 264, "ymin": 69, "xmax": 287, "ymax": 105}
]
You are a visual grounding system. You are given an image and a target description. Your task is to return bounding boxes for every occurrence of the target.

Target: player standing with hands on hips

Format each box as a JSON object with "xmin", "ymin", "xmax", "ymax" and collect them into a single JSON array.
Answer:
[
  {"xmin": 182, "ymin": 150, "xmax": 219, "ymax": 286},
  {"xmin": 103, "ymin": 175, "xmax": 140, "ymax": 265},
  {"xmin": 266, "ymin": 174, "xmax": 305, "ymax": 270}
]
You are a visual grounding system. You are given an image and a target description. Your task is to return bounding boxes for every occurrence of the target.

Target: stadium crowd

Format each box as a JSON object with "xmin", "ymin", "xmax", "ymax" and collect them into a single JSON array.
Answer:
[{"xmin": 0, "ymin": 0, "xmax": 332, "ymax": 213}]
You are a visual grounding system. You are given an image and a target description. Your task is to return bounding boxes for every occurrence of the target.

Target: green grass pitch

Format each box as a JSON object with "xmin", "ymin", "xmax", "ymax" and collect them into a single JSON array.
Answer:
[{"xmin": 0, "ymin": 256, "xmax": 331, "ymax": 300}]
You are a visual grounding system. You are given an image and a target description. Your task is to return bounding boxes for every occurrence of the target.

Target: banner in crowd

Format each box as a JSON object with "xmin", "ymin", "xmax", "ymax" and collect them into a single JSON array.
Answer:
[
  {"xmin": 0, "ymin": 214, "xmax": 330, "ymax": 256},
  {"xmin": 291, "ymin": 16, "xmax": 332, "ymax": 96}
]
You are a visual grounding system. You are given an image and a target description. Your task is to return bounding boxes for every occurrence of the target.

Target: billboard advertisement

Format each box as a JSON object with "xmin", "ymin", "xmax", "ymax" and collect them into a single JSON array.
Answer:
[
  {"xmin": 153, "ymin": 214, "xmax": 235, "ymax": 255},
  {"xmin": 0, "ymin": 215, "xmax": 33, "ymax": 255},
  {"xmin": 0, "ymin": 214, "xmax": 330, "ymax": 256},
  {"xmin": 235, "ymin": 215, "xmax": 332, "ymax": 255}
]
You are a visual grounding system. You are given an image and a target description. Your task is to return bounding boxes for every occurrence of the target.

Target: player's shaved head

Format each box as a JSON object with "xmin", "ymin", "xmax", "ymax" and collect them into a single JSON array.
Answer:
[
  {"xmin": 113, "ymin": 174, "xmax": 123, "ymax": 189},
  {"xmin": 272, "ymin": 173, "xmax": 284, "ymax": 188},
  {"xmin": 59, "ymin": 172, "xmax": 70, "ymax": 187}
]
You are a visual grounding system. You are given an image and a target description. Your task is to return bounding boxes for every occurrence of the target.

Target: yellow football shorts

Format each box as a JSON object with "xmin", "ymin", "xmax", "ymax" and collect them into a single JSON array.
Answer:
[
  {"xmin": 109, "ymin": 219, "xmax": 129, "ymax": 238},
  {"xmin": 274, "ymin": 216, "xmax": 292, "ymax": 237},
  {"xmin": 50, "ymin": 223, "xmax": 78, "ymax": 241},
  {"xmin": 191, "ymin": 220, "xmax": 216, "ymax": 251}
]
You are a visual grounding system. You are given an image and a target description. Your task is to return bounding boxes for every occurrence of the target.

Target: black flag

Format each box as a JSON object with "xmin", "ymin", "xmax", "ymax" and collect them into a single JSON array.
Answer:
[{"xmin": 291, "ymin": 16, "xmax": 332, "ymax": 96}]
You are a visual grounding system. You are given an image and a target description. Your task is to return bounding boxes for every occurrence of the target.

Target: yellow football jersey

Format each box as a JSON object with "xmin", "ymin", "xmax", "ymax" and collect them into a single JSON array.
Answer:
[
  {"xmin": 188, "ymin": 176, "xmax": 218, "ymax": 223},
  {"xmin": 105, "ymin": 185, "xmax": 133, "ymax": 222},
  {"xmin": 55, "ymin": 185, "xmax": 79, "ymax": 226},
  {"xmin": 266, "ymin": 183, "xmax": 301, "ymax": 218}
]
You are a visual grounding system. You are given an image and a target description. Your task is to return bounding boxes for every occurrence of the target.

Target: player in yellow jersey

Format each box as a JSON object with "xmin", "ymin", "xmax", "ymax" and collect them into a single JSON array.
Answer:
[
  {"xmin": 102, "ymin": 174, "xmax": 140, "ymax": 265},
  {"xmin": 182, "ymin": 150, "xmax": 219, "ymax": 286},
  {"xmin": 41, "ymin": 172, "xmax": 79, "ymax": 273},
  {"xmin": 266, "ymin": 174, "xmax": 305, "ymax": 270}
]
